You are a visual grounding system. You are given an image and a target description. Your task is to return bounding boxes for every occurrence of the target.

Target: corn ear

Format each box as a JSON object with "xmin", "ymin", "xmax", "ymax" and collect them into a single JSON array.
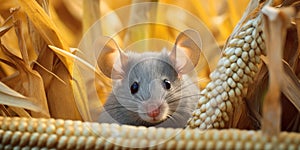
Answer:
[
  {"xmin": 187, "ymin": 12, "xmax": 265, "ymax": 129},
  {"xmin": 0, "ymin": 117, "xmax": 299, "ymax": 149}
]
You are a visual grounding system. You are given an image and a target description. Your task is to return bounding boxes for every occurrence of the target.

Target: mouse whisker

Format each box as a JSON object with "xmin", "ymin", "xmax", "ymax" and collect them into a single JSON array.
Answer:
[
  {"xmin": 168, "ymin": 89, "xmax": 200, "ymax": 96},
  {"xmin": 132, "ymin": 117, "xmax": 156, "ymax": 127},
  {"xmin": 177, "ymin": 93, "xmax": 201, "ymax": 100},
  {"xmin": 113, "ymin": 95, "xmax": 133, "ymax": 100},
  {"xmin": 173, "ymin": 88, "xmax": 201, "ymax": 95},
  {"xmin": 136, "ymin": 94, "xmax": 145, "ymax": 102},
  {"xmin": 161, "ymin": 90, "xmax": 168, "ymax": 102},
  {"xmin": 166, "ymin": 93, "xmax": 200, "ymax": 104},
  {"xmin": 180, "ymin": 77, "xmax": 207, "ymax": 84},
  {"xmin": 177, "ymin": 108, "xmax": 197, "ymax": 114},
  {"xmin": 170, "ymin": 82, "xmax": 200, "ymax": 93},
  {"xmin": 112, "ymin": 112, "xmax": 129, "ymax": 122},
  {"xmin": 167, "ymin": 102, "xmax": 197, "ymax": 112},
  {"xmin": 120, "ymin": 105, "xmax": 139, "ymax": 110},
  {"xmin": 170, "ymin": 77, "xmax": 206, "ymax": 92},
  {"xmin": 168, "ymin": 104, "xmax": 194, "ymax": 111},
  {"xmin": 167, "ymin": 100, "xmax": 196, "ymax": 107},
  {"xmin": 168, "ymin": 105, "xmax": 195, "ymax": 113},
  {"xmin": 114, "ymin": 95, "xmax": 143, "ymax": 104},
  {"xmin": 165, "ymin": 98, "xmax": 180, "ymax": 104},
  {"xmin": 103, "ymin": 106, "xmax": 128, "ymax": 111},
  {"xmin": 170, "ymin": 111, "xmax": 192, "ymax": 119},
  {"xmin": 166, "ymin": 113, "xmax": 184, "ymax": 124},
  {"xmin": 155, "ymin": 115, "xmax": 176, "ymax": 127},
  {"xmin": 104, "ymin": 104, "xmax": 139, "ymax": 112},
  {"xmin": 166, "ymin": 114, "xmax": 175, "ymax": 122},
  {"xmin": 113, "ymin": 95, "xmax": 132, "ymax": 99},
  {"xmin": 136, "ymin": 110, "xmax": 147, "ymax": 115}
]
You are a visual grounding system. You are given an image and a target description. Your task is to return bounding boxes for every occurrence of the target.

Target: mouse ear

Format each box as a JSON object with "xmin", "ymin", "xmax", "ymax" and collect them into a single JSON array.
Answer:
[
  {"xmin": 97, "ymin": 36, "xmax": 128, "ymax": 79},
  {"xmin": 169, "ymin": 29, "xmax": 202, "ymax": 75}
]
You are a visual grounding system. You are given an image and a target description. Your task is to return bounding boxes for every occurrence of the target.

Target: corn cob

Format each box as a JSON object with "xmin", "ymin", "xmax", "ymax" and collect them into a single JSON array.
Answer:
[
  {"xmin": 0, "ymin": 116, "xmax": 299, "ymax": 149},
  {"xmin": 187, "ymin": 13, "xmax": 265, "ymax": 129}
]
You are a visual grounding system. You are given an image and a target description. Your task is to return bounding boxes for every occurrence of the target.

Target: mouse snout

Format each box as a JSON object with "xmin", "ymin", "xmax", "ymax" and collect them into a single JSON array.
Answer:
[
  {"xmin": 146, "ymin": 104, "xmax": 160, "ymax": 118},
  {"xmin": 138, "ymin": 99, "xmax": 169, "ymax": 123}
]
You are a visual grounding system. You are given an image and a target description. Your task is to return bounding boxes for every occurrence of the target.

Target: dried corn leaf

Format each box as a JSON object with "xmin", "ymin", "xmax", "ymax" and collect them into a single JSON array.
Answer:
[
  {"xmin": 47, "ymin": 46, "xmax": 93, "ymax": 121},
  {"xmin": 82, "ymin": 0, "xmax": 101, "ymax": 59},
  {"xmin": 33, "ymin": 61, "xmax": 66, "ymax": 85},
  {"xmin": 17, "ymin": 0, "xmax": 72, "ymax": 71},
  {"xmin": 9, "ymin": 106, "xmax": 31, "ymax": 117},
  {"xmin": 123, "ymin": 0, "xmax": 158, "ymax": 50},
  {"xmin": 0, "ymin": 16, "xmax": 13, "ymax": 37},
  {"xmin": 0, "ymin": 11, "xmax": 23, "ymax": 60},
  {"xmin": 154, "ymin": 2, "xmax": 222, "ymax": 75},
  {"xmin": 18, "ymin": 0, "xmax": 87, "ymax": 120},
  {"xmin": 245, "ymin": 63, "xmax": 268, "ymax": 129},
  {"xmin": 97, "ymin": 1, "xmax": 126, "ymax": 44},
  {"xmin": 282, "ymin": 61, "xmax": 300, "ymax": 112},
  {"xmin": 227, "ymin": 0, "xmax": 249, "ymax": 26},
  {"xmin": 83, "ymin": 0, "xmax": 100, "ymax": 33},
  {"xmin": 60, "ymin": 0, "xmax": 82, "ymax": 21},
  {"xmin": 28, "ymin": 0, "xmax": 54, "ymax": 90},
  {"xmin": 0, "ymin": 15, "xmax": 15, "ymax": 77},
  {"xmin": 0, "ymin": 104, "xmax": 10, "ymax": 116},
  {"xmin": 45, "ymin": 62, "xmax": 83, "ymax": 120},
  {"xmin": 261, "ymin": 6, "xmax": 295, "ymax": 136},
  {"xmin": 99, "ymin": 1, "xmax": 126, "ymax": 46},
  {"xmin": 248, "ymin": 57, "xmax": 300, "ymax": 131},
  {"xmin": 13, "ymin": 18, "xmax": 29, "ymax": 66},
  {"xmin": 245, "ymin": 11, "xmax": 300, "ymax": 131},
  {"xmin": 0, "ymin": 82, "xmax": 42, "ymax": 114},
  {"xmin": 0, "ymin": 43, "xmax": 49, "ymax": 118},
  {"xmin": 78, "ymin": 21, "xmax": 113, "ymax": 90},
  {"xmin": 48, "ymin": 46, "xmax": 101, "ymax": 78},
  {"xmin": 11, "ymin": 12, "xmax": 48, "ymax": 118},
  {"xmin": 282, "ymin": 25, "xmax": 299, "ymax": 69},
  {"xmin": 49, "ymin": 45, "xmax": 102, "ymax": 121},
  {"xmin": 103, "ymin": 0, "xmax": 131, "ymax": 11},
  {"xmin": 49, "ymin": 2, "xmax": 80, "ymax": 47},
  {"xmin": 227, "ymin": 0, "xmax": 261, "ymax": 41}
]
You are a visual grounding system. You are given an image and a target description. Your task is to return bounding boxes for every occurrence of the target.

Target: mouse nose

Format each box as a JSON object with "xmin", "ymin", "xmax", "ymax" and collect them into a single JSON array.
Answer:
[
  {"xmin": 147, "ymin": 108, "xmax": 160, "ymax": 118},
  {"xmin": 146, "ymin": 104, "xmax": 160, "ymax": 118}
]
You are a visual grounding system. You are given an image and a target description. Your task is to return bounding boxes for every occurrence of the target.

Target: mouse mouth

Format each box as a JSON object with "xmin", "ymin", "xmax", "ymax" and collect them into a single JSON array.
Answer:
[
  {"xmin": 147, "ymin": 108, "xmax": 163, "ymax": 123},
  {"xmin": 147, "ymin": 105, "xmax": 160, "ymax": 117}
]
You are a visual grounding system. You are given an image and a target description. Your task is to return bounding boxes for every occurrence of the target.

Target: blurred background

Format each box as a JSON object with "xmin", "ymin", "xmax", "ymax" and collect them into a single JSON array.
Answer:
[{"xmin": 0, "ymin": 0, "xmax": 250, "ymax": 121}]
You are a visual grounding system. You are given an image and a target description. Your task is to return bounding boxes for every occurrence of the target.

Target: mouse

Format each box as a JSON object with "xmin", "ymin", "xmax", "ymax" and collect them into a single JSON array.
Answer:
[{"xmin": 97, "ymin": 29, "xmax": 202, "ymax": 128}]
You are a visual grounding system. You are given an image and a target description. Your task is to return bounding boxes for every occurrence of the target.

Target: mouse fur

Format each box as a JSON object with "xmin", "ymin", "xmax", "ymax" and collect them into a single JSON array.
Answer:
[{"xmin": 97, "ymin": 29, "xmax": 202, "ymax": 128}]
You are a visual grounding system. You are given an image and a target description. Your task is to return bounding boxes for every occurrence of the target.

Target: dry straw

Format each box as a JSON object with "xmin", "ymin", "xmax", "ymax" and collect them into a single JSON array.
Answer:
[{"xmin": 1, "ymin": 0, "xmax": 300, "ymax": 149}]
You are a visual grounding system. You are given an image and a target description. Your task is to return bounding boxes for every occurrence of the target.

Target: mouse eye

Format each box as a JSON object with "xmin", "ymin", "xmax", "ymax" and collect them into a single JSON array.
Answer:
[
  {"xmin": 162, "ymin": 79, "xmax": 171, "ymax": 90},
  {"xmin": 130, "ymin": 82, "xmax": 139, "ymax": 94}
]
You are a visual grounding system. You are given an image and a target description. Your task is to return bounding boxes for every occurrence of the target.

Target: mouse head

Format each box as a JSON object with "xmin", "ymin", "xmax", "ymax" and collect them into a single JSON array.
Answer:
[
  {"xmin": 97, "ymin": 29, "xmax": 201, "ymax": 125},
  {"xmin": 98, "ymin": 29, "xmax": 201, "ymax": 79}
]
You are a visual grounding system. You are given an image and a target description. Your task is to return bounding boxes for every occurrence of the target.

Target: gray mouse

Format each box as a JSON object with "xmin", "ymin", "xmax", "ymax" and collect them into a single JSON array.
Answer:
[{"xmin": 97, "ymin": 29, "xmax": 202, "ymax": 128}]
